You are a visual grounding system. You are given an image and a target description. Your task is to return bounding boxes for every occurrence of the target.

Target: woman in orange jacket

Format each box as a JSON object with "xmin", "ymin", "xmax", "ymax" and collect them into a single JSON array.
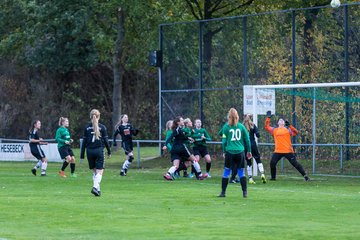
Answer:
[{"xmin": 265, "ymin": 111, "xmax": 310, "ymax": 181}]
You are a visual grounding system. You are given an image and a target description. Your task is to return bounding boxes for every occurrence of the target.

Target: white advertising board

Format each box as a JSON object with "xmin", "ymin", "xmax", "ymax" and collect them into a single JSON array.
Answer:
[
  {"xmin": 0, "ymin": 143, "xmax": 61, "ymax": 162},
  {"xmin": 243, "ymin": 85, "xmax": 276, "ymax": 115}
]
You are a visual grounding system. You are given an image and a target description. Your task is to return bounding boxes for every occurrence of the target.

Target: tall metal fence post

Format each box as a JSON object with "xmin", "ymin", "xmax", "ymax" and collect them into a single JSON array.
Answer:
[
  {"xmin": 291, "ymin": 10, "xmax": 297, "ymax": 144},
  {"xmin": 344, "ymin": 5, "xmax": 350, "ymax": 161},
  {"xmin": 340, "ymin": 144, "xmax": 343, "ymax": 174},
  {"xmin": 158, "ymin": 25, "xmax": 163, "ymax": 155},
  {"xmin": 243, "ymin": 16, "xmax": 248, "ymax": 85},
  {"xmin": 312, "ymin": 88, "xmax": 317, "ymax": 174},
  {"xmin": 137, "ymin": 140, "xmax": 141, "ymax": 168},
  {"xmin": 199, "ymin": 22, "xmax": 204, "ymax": 122}
]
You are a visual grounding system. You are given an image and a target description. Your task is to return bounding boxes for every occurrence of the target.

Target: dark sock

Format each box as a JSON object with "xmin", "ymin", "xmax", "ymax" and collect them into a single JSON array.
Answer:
[
  {"xmin": 191, "ymin": 165, "xmax": 196, "ymax": 174},
  {"xmin": 61, "ymin": 161, "xmax": 69, "ymax": 171},
  {"xmin": 240, "ymin": 176, "xmax": 247, "ymax": 192},
  {"xmin": 70, "ymin": 163, "xmax": 75, "ymax": 174},
  {"xmin": 271, "ymin": 168, "xmax": 276, "ymax": 179},
  {"xmin": 206, "ymin": 162, "xmax": 211, "ymax": 173},
  {"xmin": 221, "ymin": 177, "xmax": 229, "ymax": 194}
]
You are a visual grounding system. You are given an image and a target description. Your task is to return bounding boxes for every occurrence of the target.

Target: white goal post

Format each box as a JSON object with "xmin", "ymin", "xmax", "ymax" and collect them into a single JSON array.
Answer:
[{"xmin": 243, "ymin": 81, "xmax": 360, "ymax": 176}]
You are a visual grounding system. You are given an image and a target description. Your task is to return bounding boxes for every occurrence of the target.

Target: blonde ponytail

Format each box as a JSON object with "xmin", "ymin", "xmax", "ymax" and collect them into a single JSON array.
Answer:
[{"xmin": 90, "ymin": 109, "xmax": 101, "ymax": 140}]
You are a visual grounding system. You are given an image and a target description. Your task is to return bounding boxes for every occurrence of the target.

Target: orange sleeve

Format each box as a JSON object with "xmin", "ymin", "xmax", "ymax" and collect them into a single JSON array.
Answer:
[
  {"xmin": 265, "ymin": 117, "xmax": 273, "ymax": 135},
  {"xmin": 289, "ymin": 125, "xmax": 298, "ymax": 136}
]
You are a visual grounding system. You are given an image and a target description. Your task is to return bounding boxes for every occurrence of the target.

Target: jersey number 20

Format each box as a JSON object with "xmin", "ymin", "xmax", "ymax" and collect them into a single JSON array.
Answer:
[{"xmin": 229, "ymin": 129, "xmax": 241, "ymax": 141}]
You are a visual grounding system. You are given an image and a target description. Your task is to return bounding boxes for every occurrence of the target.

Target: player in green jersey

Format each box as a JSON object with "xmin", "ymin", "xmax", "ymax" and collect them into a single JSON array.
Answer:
[
  {"xmin": 192, "ymin": 119, "xmax": 212, "ymax": 177},
  {"xmin": 218, "ymin": 108, "xmax": 252, "ymax": 198},
  {"xmin": 56, "ymin": 117, "xmax": 76, "ymax": 178},
  {"xmin": 164, "ymin": 120, "xmax": 174, "ymax": 152}
]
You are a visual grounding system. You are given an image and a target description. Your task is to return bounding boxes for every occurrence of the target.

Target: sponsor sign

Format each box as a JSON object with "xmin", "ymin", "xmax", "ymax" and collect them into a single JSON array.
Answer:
[{"xmin": 0, "ymin": 143, "xmax": 61, "ymax": 162}]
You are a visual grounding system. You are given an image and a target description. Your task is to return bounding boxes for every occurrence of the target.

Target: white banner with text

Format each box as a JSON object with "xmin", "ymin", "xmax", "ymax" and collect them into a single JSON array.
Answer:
[{"xmin": 0, "ymin": 143, "xmax": 61, "ymax": 162}]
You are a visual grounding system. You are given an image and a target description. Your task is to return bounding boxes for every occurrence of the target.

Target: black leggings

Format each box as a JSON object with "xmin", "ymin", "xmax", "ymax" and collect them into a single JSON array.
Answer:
[{"xmin": 270, "ymin": 152, "xmax": 306, "ymax": 179}]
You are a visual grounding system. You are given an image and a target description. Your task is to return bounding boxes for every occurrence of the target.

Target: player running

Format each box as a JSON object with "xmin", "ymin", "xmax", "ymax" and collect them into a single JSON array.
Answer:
[
  {"xmin": 56, "ymin": 117, "xmax": 76, "ymax": 178},
  {"xmin": 113, "ymin": 114, "xmax": 139, "ymax": 176},
  {"xmin": 29, "ymin": 120, "xmax": 48, "ymax": 176}
]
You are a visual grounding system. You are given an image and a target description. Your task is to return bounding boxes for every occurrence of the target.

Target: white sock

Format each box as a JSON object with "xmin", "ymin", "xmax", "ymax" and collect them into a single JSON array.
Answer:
[
  {"xmin": 93, "ymin": 173, "xmax": 102, "ymax": 190},
  {"xmin": 122, "ymin": 160, "xmax": 131, "ymax": 170},
  {"xmin": 258, "ymin": 163, "xmax": 264, "ymax": 174},
  {"xmin": 41, "ymin": 162, "xmax": 47, "ymax": 173},
  {"xmin": 97, "ymin": 174, "xmax": 103, "ymax": 191},
  {"xmin": 247, "ymin": 165, "xmax": 252, "ymax": 178},
  {"xmin": 192, "ymin": 162, "xmax": 202, "ymax": 175},
  {"xmin": 168, "ymin": 166, "xmax": 177, "ymax": 175},
  {"xmin": 35, "ymin": 160, "xmax": 42, "ymax": 169}
]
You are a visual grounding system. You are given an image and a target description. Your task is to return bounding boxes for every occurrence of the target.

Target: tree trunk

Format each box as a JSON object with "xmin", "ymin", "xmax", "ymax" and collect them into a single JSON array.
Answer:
[{"xmin": 112, "ymin": 7, "xmax": 125, "ymax": 130}]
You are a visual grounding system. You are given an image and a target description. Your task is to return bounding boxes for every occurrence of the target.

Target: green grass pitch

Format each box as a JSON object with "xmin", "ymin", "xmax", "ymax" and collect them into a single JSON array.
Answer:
[{"xmin": 0, "ymin": 148, "xmax": 359, "ymax": 239}]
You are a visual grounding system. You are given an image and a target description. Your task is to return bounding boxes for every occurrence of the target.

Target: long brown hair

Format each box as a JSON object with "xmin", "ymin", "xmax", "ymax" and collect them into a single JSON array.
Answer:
[
  {"xmin": 227, "ymin": 108, "xmax": 239, "ymax": 126},
  {"xmin": 172, "ymin": 116, "xmax": 182, "ymax": 130},
  {"xmin": 243, "ymin": 114, "xmax": 254, "ymax": 132},
  {"xmin": 90, "ymin": 109, "xmax": 101, "ymax": 140},
  {"xmin": 115, "ymin": 114, "xmax": 128, "ymax": 128},
  {"xmin": 29, "ymin": 120, "xmax": 40, "ymax": 133}
]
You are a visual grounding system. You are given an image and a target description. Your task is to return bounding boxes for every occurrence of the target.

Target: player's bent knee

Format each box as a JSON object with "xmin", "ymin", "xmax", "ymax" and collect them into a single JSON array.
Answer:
[{"xmin": 223, "ymin": 167, "xmax": 231, "ymax": 178}]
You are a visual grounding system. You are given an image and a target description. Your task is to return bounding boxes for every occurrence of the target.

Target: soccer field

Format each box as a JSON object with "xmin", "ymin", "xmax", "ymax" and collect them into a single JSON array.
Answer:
[{"xmin": 0, "ymin": 159, "xmax": 359, "ymax": 240}]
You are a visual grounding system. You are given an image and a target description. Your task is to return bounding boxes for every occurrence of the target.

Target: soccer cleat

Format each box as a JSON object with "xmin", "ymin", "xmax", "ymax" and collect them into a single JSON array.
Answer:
[
  {"xmin": 304, "ymin": 175, "xmax": 310, "ymax": 181},
  {"xmin": 120, "ymin": 171, "xmax": 126, "ymax": 176},
  {"xmin": 261, "ymin": 174, "xmax": 267, "ymax": 184},
  {"xmin": 91, "ymin": 187, "xmax": 100, "ymax": 197},
  {"xmin": 163, "ymin": 174, "xmax": 173, "ymax": 181},
  {"xmin": 206, "ymin": 172, "xmax": 212, "ymax": 178},
  {"xmin": 198, "ymin": 173, "xmax": 208, "ymax": 180},
  {"xmin": 41, "ymin": 173, "xmax": 46, "ymax": 176},
  {"xmin": 270, "ymin": 178, "xmax": 276, "ymax": 181},
  {"xmin": 59, "ymin": 170, "xmax": 67, "ymax": 178},
  {"xmin": 229, "ymin": 179, "xmax": 237, "ymax": 184},
  {"xmin": 71, "ymin": 173, "xmax": 77, "ymax": 178},
  {"xmin": 188, "ymin": 173, "xmax": 194, "ymax": 178},
  {"xmin": 243, "ymin": 191, "xmax": 247, "ymax": 198},
  {"xmin": 217, "ymin": 192, "xmax": 226, "ymax": 197},
  {"xmin": 183, "ymin": 172, "xmax": 189, "ymax": 178},
  {"xmin": 249, "ymin": 177, "xmax": 256, "ymax": 184},
  {"xmin": 31, "ymin": 169, "xmax": 37, "ymax": 176}
]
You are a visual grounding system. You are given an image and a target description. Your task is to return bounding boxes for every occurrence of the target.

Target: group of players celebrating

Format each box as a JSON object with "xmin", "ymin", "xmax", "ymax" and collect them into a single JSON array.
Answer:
[{"xmin": 28, "ymin": 107, "xmax": 310, "ymax": 197}]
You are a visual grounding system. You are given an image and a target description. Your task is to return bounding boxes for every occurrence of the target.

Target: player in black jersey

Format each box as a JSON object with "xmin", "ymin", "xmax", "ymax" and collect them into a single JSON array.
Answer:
[
  {"xmin": 80, "ymin": 109, "xmax": 111, "ymax": 197},
  {"xmin": 162, "ymin": 116, "xmax": 208, "ymax": 181},
  {"xmin": 29, "ymin": 120, "xmax": 48, "ymax": 176},
  {"xmin": 113, "ymin": 114, "xmax": 139, "ymax": 176}
]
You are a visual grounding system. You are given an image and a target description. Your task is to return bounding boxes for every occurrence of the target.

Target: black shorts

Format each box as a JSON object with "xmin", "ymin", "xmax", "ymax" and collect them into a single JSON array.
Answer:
[
  {"xmin": 224, "ymin": 152, "xmax": 246, "ymax": 169},
  {"xmin": 192, "ymin": 145, "xmax": 209, "ymax": 158},
  {"xmin": 122, "ymin": 141, "xmax": 133, "ymax": 155},
  {"xmin": 58, "ymin": 146, "xmax": 74, "ymax": 159},
  {"xmin": 31, "ymin": 146, "xmax": 45, "ymax": 160},
  {"xmin": 170, "ymin": 144, "xmax": 191, "ymax": 162},
  {"xmin": 86, "ymin": 148, "xmax": 105, "ymax": 170}
]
